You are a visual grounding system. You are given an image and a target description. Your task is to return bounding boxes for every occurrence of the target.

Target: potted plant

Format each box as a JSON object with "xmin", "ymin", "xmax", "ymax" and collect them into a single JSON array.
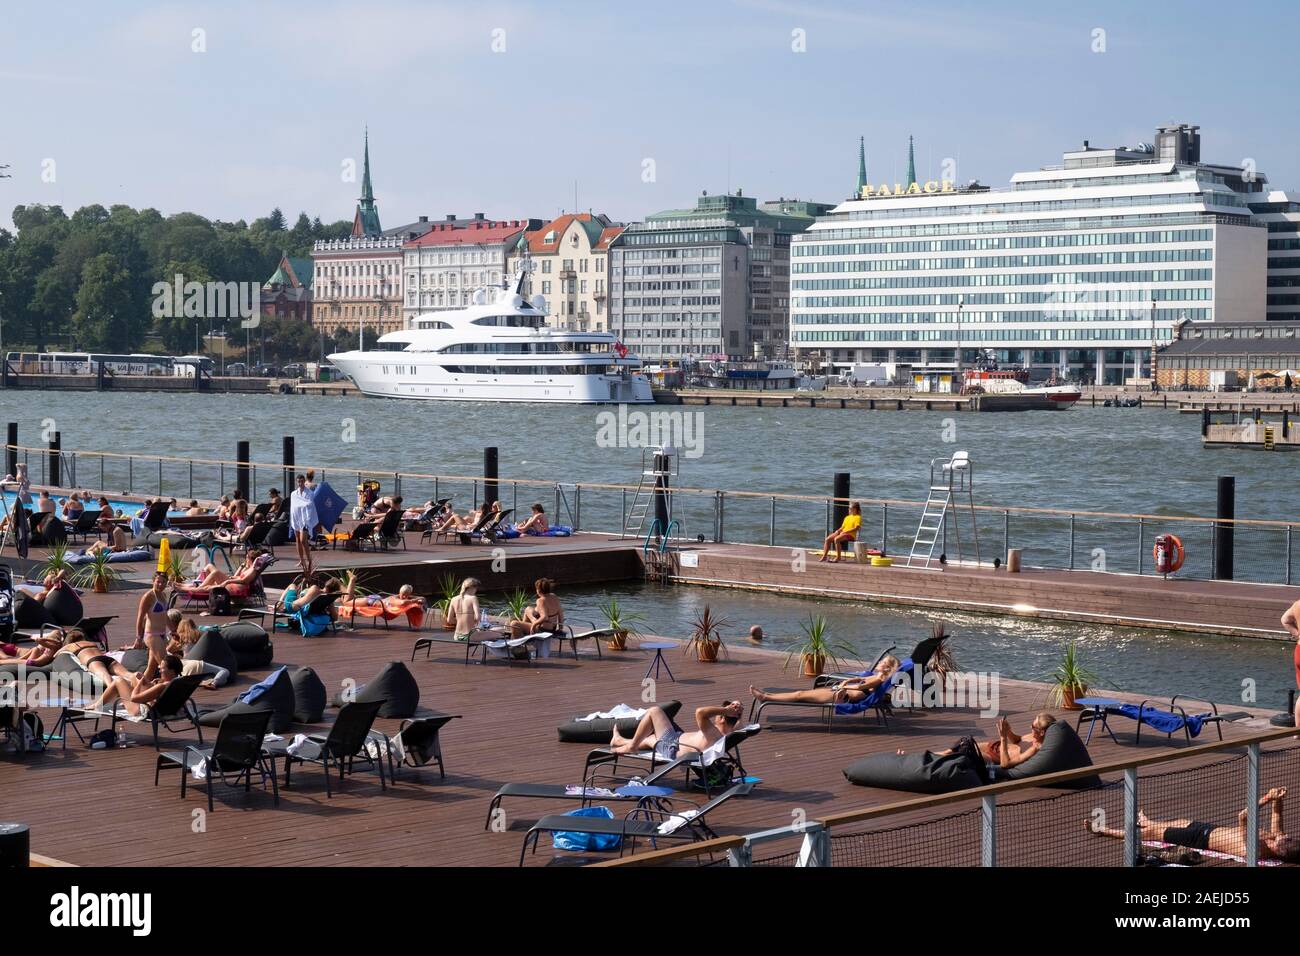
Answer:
[
  {"xmin": 925, "ymin": 622, "xmax": 959, "ymax": 683},
  {"xmin": 71, "ymin": 548, "xmax": 121, "ymax": 594},
  {"xmin": 783, "ymin": 614, "xmax": 854, "ymax": 678},
  {"xmin": 1046, "ymin": 641, "xmax": 1098, "ymax": 710},
  {"xmin": 598, "ymin": 598, "xmax": 643, "ymax": 650},
  {"xmin": 682, "ymin": 605, "xmax": 731, "ymax": 663},
  {"xmin": 434, "ymin": 573, "xmax": 460, "ymax": 630},
  {"xmin": 500, "ymin": 588, "xmax": 530, "ymax": 635},
  {"xmin": 37, "ymin": 541, "xmax": 75, "ymax": 582}
]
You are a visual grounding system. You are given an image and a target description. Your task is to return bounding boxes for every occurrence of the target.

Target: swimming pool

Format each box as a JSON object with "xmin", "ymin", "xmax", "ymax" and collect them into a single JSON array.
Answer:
[{"xmin": 0, "ymin": 490, "xmax": 186, "ymax": 518}]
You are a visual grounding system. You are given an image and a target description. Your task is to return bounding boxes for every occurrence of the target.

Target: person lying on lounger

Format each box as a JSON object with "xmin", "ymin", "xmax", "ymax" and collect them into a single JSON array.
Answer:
[
  {"xmin": 1090, "ymin": 788, "xmax": 1299, "ymax": 862},
  {"xmin": 608, "ymin": 700, "xmax": 745, "ymax": 760},
  {"xmin": 85, "ymin": 525, "xmax": 131, "ymax": 555},
  {"xmin": 515, "ymin": 503, "xmax": 549, "ymax": 534},
  {"xmin": 896, "ymin": 714, "xmax": 1056, "ymax": 769},
  {"xmin": 0, "ymin": 628, "xmax": 73, "ymax": 666},
  {"xmin": 749, "ymin": 655, "xmax": 900, "ymax": 707},
  {"xmin": 91, "ymin": 653, "xmax": 183, "ymax": 717},
  {"xmin": 193, "ymin": 549, "xmax": 263, "ymax": 591}
]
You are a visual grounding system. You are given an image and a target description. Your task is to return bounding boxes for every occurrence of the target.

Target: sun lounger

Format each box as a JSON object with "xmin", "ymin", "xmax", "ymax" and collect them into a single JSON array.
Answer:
[
  {"xmin": 270, "ymin": 699, "xmax": 388, "ymax": 797},
  {"xmin": 339, "ymin": 592, "xmax": 427, "ymax": 630},
  {"xmin": 582, "ymin": 723, "xmax": 762, "ymax": 796},
  {"xmin": 55, "ymin": 672, "xmax": 205, "ymax": 750},
  {"xmin": 153, "ymin": 708, "xmax": 278, "ymax": 812},
  {"xmin": 518, "ymin": 779, "xmax": 756, "ymax": 864},
  {"xmin": 1075, "ymin": 695, "xmax": 1229, "ymax": 745},
  {"xmin": 66, "ymin": 509, "xmax": 102, "ymax": 544},
  {"xmin": 486, "ymin": 753, "xmax": 692, "ymax": 828}
]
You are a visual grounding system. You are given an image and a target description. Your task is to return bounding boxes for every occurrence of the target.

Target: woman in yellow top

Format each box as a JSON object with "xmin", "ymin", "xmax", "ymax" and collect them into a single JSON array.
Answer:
[{"xmin": 821, "ymin": 501, "xmax": 862, "ymax": 563}]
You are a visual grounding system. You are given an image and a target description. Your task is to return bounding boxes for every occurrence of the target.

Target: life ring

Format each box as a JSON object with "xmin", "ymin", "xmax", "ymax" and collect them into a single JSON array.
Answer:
[{"xmin": 1153, "ymin": 534, "xmax": 1184, "ymax": 574}]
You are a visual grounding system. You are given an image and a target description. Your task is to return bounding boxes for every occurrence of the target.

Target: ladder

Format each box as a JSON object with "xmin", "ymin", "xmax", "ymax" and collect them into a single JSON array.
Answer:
[
  {"xmin": 906, "ymin": 451, "xmax": 981, "ymax": 569},
  {"xmin": 622, "ymin": 446, "xmax": 678, "ymax": 539}
]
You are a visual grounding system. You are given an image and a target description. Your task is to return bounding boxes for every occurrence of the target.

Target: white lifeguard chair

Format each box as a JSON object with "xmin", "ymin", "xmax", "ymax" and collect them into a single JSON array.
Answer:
[
  {"xmin": 622, "ymin": 445, "xmax": 678, "ymax": 540},
  {"xmin": 906, "ymin": 451, "xmax": 981, "ymax": 569}
]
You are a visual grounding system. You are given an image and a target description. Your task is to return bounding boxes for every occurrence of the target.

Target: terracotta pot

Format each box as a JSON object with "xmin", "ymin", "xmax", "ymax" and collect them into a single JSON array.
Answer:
[
  {"xmin": 441, "ymin": 608, "xmax": 456, "ymax": 631},
  {"xmin": 696, "ymin": 639, "xmax": 720, "ymax": 663},
  {"xmin": 801, "ymin": 653, "xmax": 825, "ymax": 678},
  {"xmin": 606, "ymin": 629, "xmax": 628, "ymax": 651},
  {"xmin": 92, "ymin": 577, "xmax": 109, "ymax": 594},
  {"xmin": 1061, "ymin": 684, "xmax": 1086, "ymax": 711}
]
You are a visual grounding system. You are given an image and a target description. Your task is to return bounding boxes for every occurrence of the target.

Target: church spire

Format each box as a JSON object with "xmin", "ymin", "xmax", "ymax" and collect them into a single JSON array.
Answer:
[
  {"xmin": 351, "ymin": 127, "xmax": 382, "ymax": 238},
  {"xmin": 855, "ymin": 136, "xmax": 868, "ymax": 197},
  {"xmin": 906, "ymin": 134, "xmax": 917, "ymax": 188}
]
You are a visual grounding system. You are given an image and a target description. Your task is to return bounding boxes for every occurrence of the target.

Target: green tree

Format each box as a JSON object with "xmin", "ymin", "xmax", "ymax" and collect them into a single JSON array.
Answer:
[
  {"xmin": 72, "ymin": 253, "xmax": 139, "ymax": 350},
  {"xmin": 152, "ymin": 259, "xmax": 214, "ymax": 353}
]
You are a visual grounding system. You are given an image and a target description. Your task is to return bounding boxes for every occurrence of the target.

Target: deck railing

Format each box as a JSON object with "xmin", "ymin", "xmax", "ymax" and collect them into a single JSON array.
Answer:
[
  {"xmin": 594, "ymin": 725, "xmax": 1300, "ymax": 868},
  {"xmin": 6, "ymin": 442, "xmax": 1297, "ymax": 585}
]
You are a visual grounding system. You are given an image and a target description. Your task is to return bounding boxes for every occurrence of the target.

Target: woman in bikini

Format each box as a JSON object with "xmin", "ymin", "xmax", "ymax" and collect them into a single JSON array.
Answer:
[
  {"xmin": 749, "ymin": 655, "xmax": 900, "ymax": 706},
  {"xmin": 50, "ymin": 629, "xmax": 136, "ymax": 691},
  {"xmin": 194, "ymin": 548, "xmax": 263, "ymax": 592},
  {"xmin": 515, "ymin": 577, "xmax": 562, "ymax": 636},
  {"xmin": 91, "ymin": 653, "xmax": 184, "ymax": 717},
  {"xmin": 134, "ymin": 572, "xmax": 172, "ymax": 669},
  {"xmin": 448, "ymin": 577, "xmax": 481, "ymax": 641}
]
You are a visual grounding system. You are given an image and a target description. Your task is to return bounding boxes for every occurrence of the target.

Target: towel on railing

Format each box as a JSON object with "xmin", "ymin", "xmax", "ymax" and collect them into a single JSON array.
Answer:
[{"xmin": 1115, "ymin": 703, "xmax": 1209, "ymax": 737}]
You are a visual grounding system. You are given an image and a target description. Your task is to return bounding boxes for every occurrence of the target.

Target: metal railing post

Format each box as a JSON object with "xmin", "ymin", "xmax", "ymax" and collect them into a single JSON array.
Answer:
[
  {"xmin": 727, "ymin": 843, "xmax": 753, "ymax": 868},
  {"xmin": 1123, "ymin": 767, "xmax": 1138, "ymax": 867},
  {"xmin": 980, "ymin": 794, "xmax": 997, "ymax": 867},
  {"xmin": 188, "ymin": 460, "xmax": 193, "ymax": 500},
  {"xmin": 512, "ymin": 481, "xmax": 518, "ymax": 515},
  {"xmin": 1246, "ymin": 743, "xmax": 1260, "ymax": 867},
  {"xmin": 1137, "ymin": 517, "xmax": 1145, "ymax": 574},
  {"xmin": 158, "ymin": 458, "xmax": 163, "ymax": 497},
  {"xmin": 621, "ymin": 488, "xmax": 627, "ymax": 531},
  {"xmin": 574, "ymin": 485, "xmax": 582, "ymax": 532},
  {"xmin": 1002, "ymin": 509, "xmax": 1009, "ymax": 559},
  {"xmin": 100, "ymin": 455, "xmax": 104, "ymax": 491},
  {"xmin": 127, "ymin": 456, "xmax": 132, "ymax": 492},
  {"xmin": 1288, "ymin": 526, "xmax": 1293, "ymax": 586},
  {"xmin": 769, "ymin": 495, "xmax": 776, "ymax": 547},
  {"xmin": 219, "ymin": 462, "xmax": 223, "ymax": 497},
  {"xmin": 797, "ymin": 825, "xmax": 831, "ymax": 867},
  {"xmin": 1068, "ymin": 513, "xmax": 1075, "ymax": 570}
]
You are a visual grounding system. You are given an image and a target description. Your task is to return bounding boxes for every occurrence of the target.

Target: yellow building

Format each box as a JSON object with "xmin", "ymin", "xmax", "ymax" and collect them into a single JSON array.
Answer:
[{"xmin": 508, "ymin": 213, "xmax": 623, "ymax": 332}]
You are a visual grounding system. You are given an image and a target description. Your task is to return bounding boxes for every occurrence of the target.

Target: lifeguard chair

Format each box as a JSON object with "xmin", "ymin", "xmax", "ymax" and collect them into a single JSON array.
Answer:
[{"xmin": 905, "ymin": 451, "xmax": 981, "ymax": 569}]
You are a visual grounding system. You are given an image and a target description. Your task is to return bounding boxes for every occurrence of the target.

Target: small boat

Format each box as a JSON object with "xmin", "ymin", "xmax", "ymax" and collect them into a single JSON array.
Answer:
[{"xmin": 962, "ymin": 367, "xmax": 1081, "ymax": 411}]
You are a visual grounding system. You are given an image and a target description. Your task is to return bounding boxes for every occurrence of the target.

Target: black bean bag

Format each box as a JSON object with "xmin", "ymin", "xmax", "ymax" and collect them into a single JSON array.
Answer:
[
  {"xmin": 556, "ymin": 700, "xmax": 684, "ymax": 743},
  {"xmin": 198, "ymin": 665, "xmax": 295, "ymax": 732},
  {"xmin": 14, "ymin": 592, "xmax": 52, "ymax": 629},
  {"xmin": 184, "ymin": 631, "xmax": 240, "ymax": 677},
  {"xmin": 331, "ymin": 661, "xmax": 419, "ymax": 718},
  {"xmin": 990, "ymin": 722, "xmax": 1099, "ymax": 788},
  {"xmin": 31, "ymin": 515, "xmax": 66, "ymax": 546},
  {"xmin": 264, "ymin": 518, "xmax": 291, "ymax": 548},
  {"xmin": 218, "ymin": 621, "xmax": 274, "ymax": 670},
  {"xmin": 844, "ymin": 749, "xmax": 987, "ymax": 794},
  {"xmin": 146, "ymin": 530, "xmax": 204, "ymax": 550},
  {"xmin": 43, "ymin": 585, "xmax": 83, "ymax": 628},
  {"xmin": 120, "ymin": 648, "xmax": 150, "ymax": 672},
  {"xmin": 288, "ymin": 666, "xmax": 327, "ymax": 723}
]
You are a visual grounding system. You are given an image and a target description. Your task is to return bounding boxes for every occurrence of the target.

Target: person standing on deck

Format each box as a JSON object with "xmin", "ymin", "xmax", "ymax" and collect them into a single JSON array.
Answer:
[
  {"xmin": 289, "ymin": 473, "xmax": 319, "ymax": 576},
  {"xmin": 1280, "ymin": 598, "xmax": 1300, "ymax": 729}
]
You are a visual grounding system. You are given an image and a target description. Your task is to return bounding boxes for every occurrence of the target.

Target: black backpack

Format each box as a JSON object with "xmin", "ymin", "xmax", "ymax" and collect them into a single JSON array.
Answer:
[{"xmin": 209, "ymin": 587, "xmax": 232, "ymax": 616}]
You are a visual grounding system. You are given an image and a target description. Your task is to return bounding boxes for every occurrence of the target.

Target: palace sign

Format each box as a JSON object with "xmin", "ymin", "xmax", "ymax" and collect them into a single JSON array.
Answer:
[{"xmin": 860, "ymin": 180, "xmax": 956, "ymax": 199}]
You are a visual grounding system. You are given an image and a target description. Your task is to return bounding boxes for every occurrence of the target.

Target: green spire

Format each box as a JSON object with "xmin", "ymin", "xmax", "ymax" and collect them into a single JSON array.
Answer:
[
  {"xmin": 352, "ymin": 127, "xmax": 382, "ymax": 237},
  {"xmin": 856, "ymin": 136, "xmax": 867, "ymax": 196},
  {"xmin": 906, "ymin": 134, "xmax": 917, "ymax": 188}
]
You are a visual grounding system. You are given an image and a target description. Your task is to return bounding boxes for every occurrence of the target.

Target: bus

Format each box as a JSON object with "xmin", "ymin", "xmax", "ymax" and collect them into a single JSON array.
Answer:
[{"xmin": 5, "ymin": 352, "xmax": 213, "ymax": 376}]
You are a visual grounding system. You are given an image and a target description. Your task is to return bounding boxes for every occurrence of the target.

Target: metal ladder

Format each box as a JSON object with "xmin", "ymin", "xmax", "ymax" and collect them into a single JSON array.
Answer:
[
  {"xmin": 906, "ymin": 451, "xmax": 980, "ymax": 568},
  {"xmin": 622, "ymin": 446, "xmax": 678, "ymax": 539}
]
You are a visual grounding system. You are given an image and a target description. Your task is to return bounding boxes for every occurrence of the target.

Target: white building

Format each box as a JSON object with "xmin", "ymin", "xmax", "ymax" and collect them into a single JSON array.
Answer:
[
  {"xmin": 1248, "ymin": 190, "xmax": 1300, "ymax": 322},
  {"xmin": 507, "ymin": 213, "xmax": 623, "ymax": 332},
  {"xmin": 401, "ymin": 214, "xmax": 540, "ymax": 326},
  {"xmin": 791, "ymin": 124, "xmax": 1269, "ymax": 384}
]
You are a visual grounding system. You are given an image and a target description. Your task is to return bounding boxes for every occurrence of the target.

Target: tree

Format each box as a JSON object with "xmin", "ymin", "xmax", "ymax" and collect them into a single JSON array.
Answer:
[
  {"xmin": 72, "ymin": 253, "xmax": 139, "ymax": 350},
  {"xmin": 152, "ymin": 259, "xmax": 213, "ymax": 353}
]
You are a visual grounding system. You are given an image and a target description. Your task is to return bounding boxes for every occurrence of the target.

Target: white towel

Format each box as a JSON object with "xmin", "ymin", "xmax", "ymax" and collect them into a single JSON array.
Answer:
[
  {"xmin": 657, "ymin": 809, "xmax": 699, "ymax": 835},
  {"xmin": 577, "ymin": 704, "xmax": 647, "ymax": 723}
]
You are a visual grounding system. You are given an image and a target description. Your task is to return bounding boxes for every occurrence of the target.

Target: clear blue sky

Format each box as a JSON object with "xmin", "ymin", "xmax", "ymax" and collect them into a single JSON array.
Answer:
[{"xmin": 2, "ymin": 0, "xmax": 1297, "ymax": 232}]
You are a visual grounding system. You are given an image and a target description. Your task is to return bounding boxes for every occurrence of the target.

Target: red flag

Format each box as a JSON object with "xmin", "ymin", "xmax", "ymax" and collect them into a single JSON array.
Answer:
[{"xmin": 613, "ymin": 340, "xmax": 629, "ymax": 359}]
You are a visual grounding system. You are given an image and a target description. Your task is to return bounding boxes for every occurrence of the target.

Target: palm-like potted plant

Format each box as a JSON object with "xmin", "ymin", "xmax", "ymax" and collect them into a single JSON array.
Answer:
[
  {"xmin": 37, "ymin": 541, "xmax": 75, "ymax": 581},
  {"xmin": 783, "ymin": 614, "xmax": 855, "ymax": 678},
  {"xmin": 434, "ymin": 573, "xmax": 460, "ymax": 630},
  {"xmin": 500, "ymin": 588, "xmax": 530, "ymax": 634},
  {"xmin": 1046, "ymin": 641, "xmax": 1098, "ymax": 710},
  {"xmin": 682, "ymin": 605, "xmax": 731, "ymax": 663},
  {"xmin": 598, "ymin": 598, "xmax": 642, "ymax": 650},
  {"xmin": 71, "ymin": 548, "xmax": 121, "ymax": 594}
]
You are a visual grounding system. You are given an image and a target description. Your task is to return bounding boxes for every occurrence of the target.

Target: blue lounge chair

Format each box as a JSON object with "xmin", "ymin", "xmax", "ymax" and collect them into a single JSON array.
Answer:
[{"xmin": 1075, "ymin": 695, "xmax": 1227, "ymax": 746}]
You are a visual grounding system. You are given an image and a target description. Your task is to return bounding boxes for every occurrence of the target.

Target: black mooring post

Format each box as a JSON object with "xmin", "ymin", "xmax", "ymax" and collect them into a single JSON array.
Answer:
[
  {"xmin": 653, "ymin": 451, "xmax": 670, "ymax": 534},
  {"xmin": 48, "ymin": 431, "xmax": 61, "ymax": 487},
  {"xmin": 1214, "ymin": 475, "xmax": 1235, "ymax": 580},
  {"xmin": 1201, "ymin": 406, "xmax": 1210, "ymax": 437},
  {"xmin": 1284, "ymin": 410, "xmax": 1290, "ymax": 439},
  {"xmin": 282, "ymin": 436, "xmax": 295, "ymax": 497},
  {"xmin": 833, "ymin": 472, "xmax": 850, "ymax": 531},
  {"xmin": 483, "ymin": 446, "xmax": 498, "ymax": 510},
  {"xmin": 5, "ymin": 423, "xmax": 16, "ymax": 477},
  {"xmin": 0, "ymin": 823, "xmax": 30, "ymax": 868},
  {"xmin": 236, "ymin": 440, "xmax": 250, "ymax": 501}
]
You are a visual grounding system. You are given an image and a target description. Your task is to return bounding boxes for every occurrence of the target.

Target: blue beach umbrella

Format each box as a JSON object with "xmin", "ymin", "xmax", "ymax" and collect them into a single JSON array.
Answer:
[{"xmin": 311, "ymin": 482, "xmax": 348, "ymax": 532}]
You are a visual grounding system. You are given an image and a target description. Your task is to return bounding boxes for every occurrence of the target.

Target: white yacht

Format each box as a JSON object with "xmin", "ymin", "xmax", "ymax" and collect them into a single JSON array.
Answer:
[{"xmin": 328, "ymin": 267, "xmax": 653, "ymax": 404}]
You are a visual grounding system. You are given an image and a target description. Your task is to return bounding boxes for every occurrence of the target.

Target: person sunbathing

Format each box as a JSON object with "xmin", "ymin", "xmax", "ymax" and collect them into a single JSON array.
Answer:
[
  {"xmin": 1090, "ymin": 788, "xmax": 1299, "ymax": 862},
  {"xmin": 91, "ymin": 654, "xmax": 183, "ymax": 717},
  {"xmin": 512, "ymin": 577, "xmax": 562, "ymax": 636},
  {"xmin": 515, "ymin": 503, "xmax": 549, "ymax": 534},
  {"xmin": 0, "ymin": 628, "xmax": 72, "ymax": 666},
  {"xmin": 50, "ymin": 630, "xmax": 137, "ymax": 688},
  {"xmin": 85, "ymin": 525, "xmax": 130, "ymax": 555},
  {"xmin": 194, "ymin": 549, "xmax": 263, "ymax": 591},
  {"xmin": 897, "ymin": 713, "xmax": 1056, "ymax": 769},
  {"xmin": 608, "ymin": 701, "xmax": 745, "ymax": 760},
  {"xmin": 749, "ymin": 655, "xmax": 900, "ymax": 706}
]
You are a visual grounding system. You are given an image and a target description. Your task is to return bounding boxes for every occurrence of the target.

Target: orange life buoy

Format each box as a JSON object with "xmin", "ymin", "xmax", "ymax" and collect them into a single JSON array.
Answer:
[{"xmin": 1153, "ymin": 534, "xmax": 1185, "ymax": 574}]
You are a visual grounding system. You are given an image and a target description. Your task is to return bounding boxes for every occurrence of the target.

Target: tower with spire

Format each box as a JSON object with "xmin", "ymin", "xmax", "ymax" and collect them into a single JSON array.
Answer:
[
  {"xmin": 856, "ymin": 136, "xmax": 867, "ymax": 197},
  {"xmin": 906, "ymin": 135, "xmax": 917, "ymax": 189},
  {"xmin": 351, "ymin": 128, "xmax": 382, "ymax": 238}
]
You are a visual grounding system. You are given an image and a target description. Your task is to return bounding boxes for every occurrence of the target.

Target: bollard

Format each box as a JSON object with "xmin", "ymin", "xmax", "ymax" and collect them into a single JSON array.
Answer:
[
  {"xmin": 653, "ymin": 451, "xmax": 670, "ymax": 535},
  {"xmin": 1201, "ymin": 407, "xmax": 1210, "ymax": 437},
  {"xmin": 282, "ymin": 436, "xmax": 295, "ymax": 497},
  {"xmin": 483, "ymin": 447, "xmax": 498, "ymax": 509},
  {"xmin": 236, "ymin": 441, "xmax": 250, "ymax": 501},
  {"xmin": 0, "ymin": 823, "xmax": 30, "ymax": 867},
  {"xmin": 832, "ymin": 472, "xmax": 850, "ymax": 531},
  {"xmin": 5, "ymin": 423, "xmax": 16, "ymax": 477},
  {"xmin": 1214, "ymin": 476, "xmax": 1235, "ymax": 580},
  {"xmin": 48, "ymin": 431, "xmax": 61, "ymax": 487}
]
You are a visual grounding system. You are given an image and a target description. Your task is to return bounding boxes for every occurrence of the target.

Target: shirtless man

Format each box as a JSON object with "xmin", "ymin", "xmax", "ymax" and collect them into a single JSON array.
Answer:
[
  {"xmin": 1091, "ymin": 787, "xmax": 1299, "ymax": 862},
  {"xmin": 1279, "ymin": 597, "xmax": 1300, "ymax": 729},
  {"xmin": 897, "ymin": 713, "xmax": 1056, "ymax": 770},
  {"xmin": 609, "ymin": 700, "xmax": 744, "ymax": 761}
]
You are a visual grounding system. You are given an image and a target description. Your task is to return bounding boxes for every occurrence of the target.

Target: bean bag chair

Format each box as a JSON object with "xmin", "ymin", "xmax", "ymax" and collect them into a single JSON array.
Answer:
[
  {"xmin": 556, "ymin": 701, "xmax": 683, "ymax": 743},
  {"xmin": 844, "ymin": 749, "xmax": 987, "ymax": 794},
  {"xmin": 146, "ymin": 530, "xmax": 205, "ymax": 550},
  {"xmin": 120, "ymin": 648, "xmax": 150, "ymax": 672},
  {"xmin": 43, "ymin": 586, "xmax": 84, "ymax": 628},
  {"xmin": 14, "ymin": 592, "xmax": 52, "ymax": 629},
  {"xmin": 264, "ymin": 518, "xmax": 291, "ymax": 548},
  {"xmin": 218, "ymin": 621, "xmax": 274, "ymax": 670},
  {"xmin": 990, "ymin": 722, "xmax": 1099, "ymax": 788},
  {"xmin": 184, "ymin": 631, "xmax": 240, "ymax": 678},
  {"xmin": 31, "ymin": 516, "xmax": 66, "ymax": 546},
  {"xmin": 288, "ymin": 666, "xmax": 327, "ymax": 723},
  {"xmin": 331, "ymin": 661, "xmax": 419, "ymax": 718},
  {"xmin": 198, "ymin": 665, "xmax": 294, "ymax": 732}
]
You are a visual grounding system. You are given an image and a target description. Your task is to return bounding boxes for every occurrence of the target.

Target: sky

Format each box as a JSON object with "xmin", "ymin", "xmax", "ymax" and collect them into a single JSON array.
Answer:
[{"xmin": 2, "ymin": 0, "xmax": 1298, "ymax": 233}]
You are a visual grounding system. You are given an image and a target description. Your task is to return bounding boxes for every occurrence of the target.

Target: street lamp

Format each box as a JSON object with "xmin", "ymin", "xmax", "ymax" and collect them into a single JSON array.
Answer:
[
  {"xmin": 1150, "ymin": 298, "xmax": 1159, "ymax": 393},
  {"xmin": 955, "ymin": 295, "xmax": 964, "ymax": 380}
]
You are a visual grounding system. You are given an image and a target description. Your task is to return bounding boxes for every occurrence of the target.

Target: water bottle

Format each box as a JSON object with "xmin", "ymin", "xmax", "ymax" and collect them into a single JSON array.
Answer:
[{"xmin": 479, "ymin": 609, "xmax": 490, "ymax": 630}]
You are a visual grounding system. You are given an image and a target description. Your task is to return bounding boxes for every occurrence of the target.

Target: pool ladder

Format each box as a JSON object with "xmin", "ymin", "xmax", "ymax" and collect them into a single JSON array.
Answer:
[{"xmin": 643, "ymin": 519, "xmax": 680, "ymax": 582}]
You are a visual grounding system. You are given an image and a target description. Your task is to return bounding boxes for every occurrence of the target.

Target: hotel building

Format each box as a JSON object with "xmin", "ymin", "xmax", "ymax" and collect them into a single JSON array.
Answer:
[
  {"xmin": 1248, "ymin": 190, "xmax": 1300, "ymax": 322},
  {"xmin": 401, "ymin": 214, "xmax": 541, "ymax": 325},
  {"xmin": 790, "ymin": 124, "xmax": 1271, "ymax": 383},
  {"xmin": 608, "ymin": 191, "xmax": 831, "ymax": 361},
  {"xmin": 507, "ymin": 213, "xmax": 624, "ymax": 332}
]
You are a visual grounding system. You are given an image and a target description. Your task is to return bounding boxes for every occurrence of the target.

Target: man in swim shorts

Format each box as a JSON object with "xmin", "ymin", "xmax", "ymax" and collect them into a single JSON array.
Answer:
[{"xmin": 608, "ymin": 700, "xmax": 744, "ymax": 760}]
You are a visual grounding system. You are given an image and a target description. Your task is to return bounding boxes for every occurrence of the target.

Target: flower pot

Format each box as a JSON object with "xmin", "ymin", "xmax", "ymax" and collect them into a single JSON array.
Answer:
[
  {"xmin": 441, "ymin": 608, "xmax": 456, "ymax": 631},
  {"xmin": 1060, "ymin": 684, "xmax": 1087, "ymax": 711},
  {"xmin": 606, "ymin": 629, "xmax": 628, "ymax": 651},
  {"xmin": 801, "ymin": 653, "xmax": 825, "ymax": 678},
  {"xmin": 92, "ymin": 577, "xmax": 109, "ymax": 594},
  {"xmin": 696, "ymin": 640, "xmax": 721, "ymax": 663}
]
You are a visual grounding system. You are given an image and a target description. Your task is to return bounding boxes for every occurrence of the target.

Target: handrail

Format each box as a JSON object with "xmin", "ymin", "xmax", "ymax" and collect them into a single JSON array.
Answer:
[
  {"xmin": 6, "ymin": 442, "xmax": 1297, "ymax": 530},
  {"xmin": 599, "ymin": 724, "xmax": 1300, "ymax": 867},
  {"xmin": 662, "ymin": 519, "xmax": 681, "ymax": 553},
  {"xmin": 642, "ymin": 519, "xmax": 662, "ymax": 556}
]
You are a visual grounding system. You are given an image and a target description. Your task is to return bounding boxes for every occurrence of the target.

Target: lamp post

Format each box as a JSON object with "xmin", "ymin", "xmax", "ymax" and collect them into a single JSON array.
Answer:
[
  {"xmin": 1150, "ymin": 298, "xmax": 1159, "ymax": 393},
  {"xmin": 955, "ymin": 295, "xmax": 964, "ymax": 383}
]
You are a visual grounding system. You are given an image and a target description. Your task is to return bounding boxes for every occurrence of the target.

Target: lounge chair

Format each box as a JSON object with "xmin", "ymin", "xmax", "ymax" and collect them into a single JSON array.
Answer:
[
  {"xmin": 390, "ymin": 713, "xmax": 460, "ymax": 780},
  {"xmin": 153, "ymin": 708, "xmax": 278, "ymax": 811},
  {"xmin": 338, "ymin": 519, "xmax": 377, "ymax": 551},
  {"xmin": 373, "ymin": 509, "xmax": 406, "ymax": 550},
  {"xmin": 582, "ymin": 723, "xmax": 762, "ymax": 796},
  {"xmin": 66, "ymin": 509, "xmax": 102, "ymax": 544},
  {"xmin": 410, "ymin": 500, "xmax": 451, "ymax": 537},
  {"xmin": 274, "ymin": 699, "xmax": 388, "ymax": 797},
  {"xmin": 55, "ymin": 672, "xmax": 206, "ymax": 751},
  {"xmin": 340, "ymin": 591, "xmax": 426, "ymax": 630},
  {"xmin": 444, "ymin": 510, "xmax": 496, "ymax": 545},
  {"xmin": 553, "ymin": 620, "xmax": 611, "ymax": 660},
  {"xmin": 461, "ymin": 509, "xmax": 514, "ymax": 545},
  {"xmin": 140, "ymin": 500, "xmax": 171, "ymax": 534},
  {"xmin": 252, "ymin": 590, "xmax": 339, "ymax": 637},
  {"xmin": 1075, "ymin": 695, "xmax": 1230, "ymax": 746},
  {"xmin": 518, "ymin": 779, "xmax": 756, "ymax": 865},
  {"xmin": 411, "ymin": 629, "xmax": 507, "ymax": 665},
  {"xmin": 171, "ymin": 554, "xmax": 274, "ymax": 611}
]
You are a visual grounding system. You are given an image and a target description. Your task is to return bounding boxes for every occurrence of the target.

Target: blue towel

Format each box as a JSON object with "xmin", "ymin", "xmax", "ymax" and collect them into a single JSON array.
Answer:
[
  {"xmin": 834, "ymin": 658, "xmax": 914, "ymax": 715},
  {"xmin": 238, "ymin": 666, "xmax": 287, "ymax": 705},
  {"xmin": 311, "ymin": 482, "xmax": 349, "ymax": 532},
  {"xmin": 1115, "ymin": 703, "xmax": 1208, "ymax": 737}
]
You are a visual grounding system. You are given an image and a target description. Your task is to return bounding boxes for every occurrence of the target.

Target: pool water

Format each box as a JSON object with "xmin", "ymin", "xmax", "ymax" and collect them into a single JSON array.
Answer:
[{"xmin": 1, "ymin": 490, "xmax": 185, "ymax": 518}]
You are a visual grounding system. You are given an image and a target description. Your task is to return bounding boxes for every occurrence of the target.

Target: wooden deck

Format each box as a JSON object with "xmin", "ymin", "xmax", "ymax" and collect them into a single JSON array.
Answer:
[{"xmin": 1, "ymin": 576, "xmax": 1292, "ymax": 867}]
